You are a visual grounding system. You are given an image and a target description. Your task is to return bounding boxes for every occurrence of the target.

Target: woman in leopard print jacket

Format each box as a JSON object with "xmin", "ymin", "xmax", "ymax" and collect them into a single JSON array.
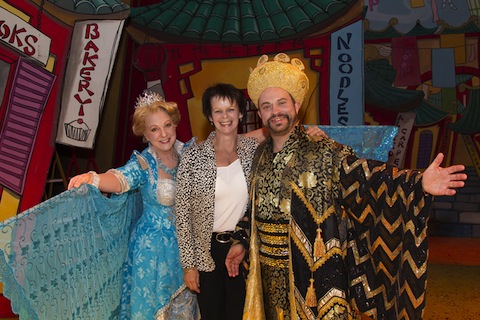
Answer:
[{"xmin": 176, "ymin": 83, "xmax": 264, "ymax": 320}]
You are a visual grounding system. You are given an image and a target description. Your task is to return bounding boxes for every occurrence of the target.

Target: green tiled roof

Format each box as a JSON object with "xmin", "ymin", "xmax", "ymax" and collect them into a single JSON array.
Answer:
[
  {"xmin": 364, "ymin": 59, "xmax": 480, "ymax": 132},
  {"xmin": 364, "ymin": 59, "xmax": 425, "ymax": 112},
  {"xmin": 47, "ymin": 0, "xmax": 129, "ymax": 14},
  {"xmin": 130, "ymin": 0, "xmax": 358, "ymax": 43},
  {"xmin": 412, "ymin": 100, "xmax": 449, "ymax": 126},
  {"xmin": 447, "ymin": 88, "xmax": 480, "ymax": 134}
]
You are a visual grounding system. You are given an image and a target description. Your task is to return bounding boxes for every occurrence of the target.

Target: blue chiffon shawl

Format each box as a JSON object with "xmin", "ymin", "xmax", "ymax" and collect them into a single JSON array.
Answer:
[{"xmin": 0, "ymin": 185, "xmax": 141, "ymax": 319}]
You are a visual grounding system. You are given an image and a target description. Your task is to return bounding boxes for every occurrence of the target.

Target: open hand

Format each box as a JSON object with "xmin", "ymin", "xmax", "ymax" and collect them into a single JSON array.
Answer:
[{"xmin": 422, "ymin": 153, "xmax": 467, "ymax": 196}]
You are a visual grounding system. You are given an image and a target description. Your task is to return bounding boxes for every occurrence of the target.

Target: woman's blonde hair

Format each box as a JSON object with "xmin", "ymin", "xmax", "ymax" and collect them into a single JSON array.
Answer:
[{"xmin": 132, "ymin": 100, "xmax": 181, "ymax": 138}]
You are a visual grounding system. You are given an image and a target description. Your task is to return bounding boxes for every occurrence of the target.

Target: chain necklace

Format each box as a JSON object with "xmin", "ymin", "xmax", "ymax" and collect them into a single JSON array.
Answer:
[
  {"xmin": 224, "ymin": 146, "xmax": 234, "ymax": 164},
  {"xmin": 214, "ymin": 136, "xmax": 236, "ymax": 165}
]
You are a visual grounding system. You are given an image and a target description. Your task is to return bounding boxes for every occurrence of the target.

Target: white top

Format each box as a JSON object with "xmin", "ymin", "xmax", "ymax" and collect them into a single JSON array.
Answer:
[{"xmin": 213, "ymin": 159, "xmax": 248, "ymax": 232}]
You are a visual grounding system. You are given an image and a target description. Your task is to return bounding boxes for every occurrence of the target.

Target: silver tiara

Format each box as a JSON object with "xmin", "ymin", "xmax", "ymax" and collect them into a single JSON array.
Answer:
[{"xmin": 134, "ymin": 91, "xmax": 165, "ymax": 108}]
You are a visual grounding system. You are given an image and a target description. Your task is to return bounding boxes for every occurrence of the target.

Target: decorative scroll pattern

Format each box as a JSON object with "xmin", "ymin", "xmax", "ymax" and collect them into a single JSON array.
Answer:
[{"xmin": 0, "ymin": 185, "xmax": 141, "ymax": 319}]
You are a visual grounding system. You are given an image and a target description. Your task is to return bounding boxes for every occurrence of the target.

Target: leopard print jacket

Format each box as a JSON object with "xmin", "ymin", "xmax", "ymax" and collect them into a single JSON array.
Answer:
[{"xmin": 175, "ymin": 131, "xmax": 259, "ymax": 272}]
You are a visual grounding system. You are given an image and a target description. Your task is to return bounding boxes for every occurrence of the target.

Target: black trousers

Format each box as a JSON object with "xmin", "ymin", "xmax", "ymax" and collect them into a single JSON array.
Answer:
[{"xmin": 197, "ymin": 235, "xmax": 246, "ymax": 320}]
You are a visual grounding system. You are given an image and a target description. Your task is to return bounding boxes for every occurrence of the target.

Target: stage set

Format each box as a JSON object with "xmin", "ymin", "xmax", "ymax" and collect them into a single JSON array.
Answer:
[{"xmin": 1, "ymin": 0, "xmax": 480, "ymax": 319}]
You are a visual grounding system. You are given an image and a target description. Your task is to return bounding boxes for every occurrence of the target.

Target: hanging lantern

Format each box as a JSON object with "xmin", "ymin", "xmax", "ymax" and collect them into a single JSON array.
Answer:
[{"xmin": 133, "ymin": 43, "xmax": 165, "ymax": 82}]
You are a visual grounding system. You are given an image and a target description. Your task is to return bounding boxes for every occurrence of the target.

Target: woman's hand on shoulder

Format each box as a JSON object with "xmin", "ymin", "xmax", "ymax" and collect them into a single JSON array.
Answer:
[
  {"xmin": 306, "ymin": 125, "xmax": 327, "ymax": 141},
  {"xmin": 243, "ymin": 127, "xmax": 270, "ymax": 143}
]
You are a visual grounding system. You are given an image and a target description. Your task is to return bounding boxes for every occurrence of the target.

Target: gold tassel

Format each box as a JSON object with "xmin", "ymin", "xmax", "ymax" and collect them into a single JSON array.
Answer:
[
  {"xmin": 305, "ymin": 278, "xmax": 317, "ymax": 307},
  {"xmin": 313, "ymin": 227, "xmax": 326, "ymax": 258}
]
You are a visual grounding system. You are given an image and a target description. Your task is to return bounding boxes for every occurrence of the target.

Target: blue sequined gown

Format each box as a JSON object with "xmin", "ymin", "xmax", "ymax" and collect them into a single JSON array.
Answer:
[
  {"xmin": 0, "ymin": 140, "xmax": 198, "ymax": 320},
  {"xmin": 116, "ymin": 141, "xmax": 198, "ymax": 320}
]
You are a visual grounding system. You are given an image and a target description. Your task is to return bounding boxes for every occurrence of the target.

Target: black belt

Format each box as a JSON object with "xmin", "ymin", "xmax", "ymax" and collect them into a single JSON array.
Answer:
[{"xmin": 213, "ymin": 231, "xmax": 233, "ymax": 244}]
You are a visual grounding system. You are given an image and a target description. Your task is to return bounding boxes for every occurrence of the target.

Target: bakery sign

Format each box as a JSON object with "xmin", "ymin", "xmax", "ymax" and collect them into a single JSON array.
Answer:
[
  {"xmin": 56, "ymin": 19, "xmax": 124, "ymax": 149},
  {"xmin": 0, "ymin": 7, "xmax": 51, "ymax": 65}
]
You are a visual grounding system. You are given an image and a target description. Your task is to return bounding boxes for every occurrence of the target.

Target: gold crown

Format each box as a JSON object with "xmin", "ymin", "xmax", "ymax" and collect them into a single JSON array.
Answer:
[
  {"xmin": 134, "ymin": 90, "xmax": 165, "ymax": 109},
  {"xmin": 247, "ymin": 53, "xmax": 309, "ymax": 106}
]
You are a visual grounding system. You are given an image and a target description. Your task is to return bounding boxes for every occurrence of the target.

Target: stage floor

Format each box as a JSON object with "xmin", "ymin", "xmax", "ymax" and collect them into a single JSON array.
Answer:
[
  {"xmin": 424, "ymin": 236, "xmax": 480, "ymax": 320},
  {"xmin": 1, "ymin": 236, "xmax": 479, "ymax": 319}
]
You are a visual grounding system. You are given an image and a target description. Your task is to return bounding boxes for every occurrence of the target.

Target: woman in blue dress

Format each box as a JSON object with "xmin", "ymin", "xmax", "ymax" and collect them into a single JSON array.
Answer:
[{"xmin": 68, "ymin": 91, "xmax": 198, "ymax": 319}]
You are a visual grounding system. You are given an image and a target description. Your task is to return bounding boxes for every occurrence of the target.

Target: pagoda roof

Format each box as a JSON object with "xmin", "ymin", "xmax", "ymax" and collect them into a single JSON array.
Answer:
[
  {"xmin": 129, "ymin": 0, "xmax": 359, "ymax": 43},
  {"xmin": 46, "ymin": 0, "xmax": 129, "ymax": 14}
]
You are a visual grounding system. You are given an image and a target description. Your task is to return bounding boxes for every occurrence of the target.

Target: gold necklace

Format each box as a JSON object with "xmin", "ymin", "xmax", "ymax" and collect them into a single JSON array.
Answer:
[
  {"xmin": 224, "ymin": 146, "xmax": 233, "ymax": 164},
  {"xmin": 215, "ymin": 137, "xmax": 235, "ymax": 165}
]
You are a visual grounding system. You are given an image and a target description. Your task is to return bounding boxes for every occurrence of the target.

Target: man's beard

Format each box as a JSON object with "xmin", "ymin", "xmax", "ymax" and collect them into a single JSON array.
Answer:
[{"xmin": 267, "ymin": 113, "xmax": 294, "ymax": 135}]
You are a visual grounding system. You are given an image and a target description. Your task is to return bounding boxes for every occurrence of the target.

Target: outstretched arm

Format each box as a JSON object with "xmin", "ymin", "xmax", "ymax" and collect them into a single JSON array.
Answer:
[
  {"xmin": 422, "ymin": 153, "xmax": 467, "ymax": 196},
  {"xmin": 68, "ymin": 171, "xmax": 122, "ymax": 193}
]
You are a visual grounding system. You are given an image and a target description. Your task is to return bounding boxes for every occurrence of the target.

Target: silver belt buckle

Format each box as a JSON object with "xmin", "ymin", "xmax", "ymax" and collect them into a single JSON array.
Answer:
[{"xmin": 215, "ymin": 231, "xmax": 232, "ymax": 243}]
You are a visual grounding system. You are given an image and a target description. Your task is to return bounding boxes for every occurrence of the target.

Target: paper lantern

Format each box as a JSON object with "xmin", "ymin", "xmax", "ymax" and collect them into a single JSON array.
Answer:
[{"xmin": 133, "ymin": 43, "xmax": 165, "ymax": 81}]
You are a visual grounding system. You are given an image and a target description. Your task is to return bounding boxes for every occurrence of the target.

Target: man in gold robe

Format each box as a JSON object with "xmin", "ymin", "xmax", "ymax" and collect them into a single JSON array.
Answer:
[{"xmin": 226, "ymin": 53, "xmax": 467, "ymax": 320}]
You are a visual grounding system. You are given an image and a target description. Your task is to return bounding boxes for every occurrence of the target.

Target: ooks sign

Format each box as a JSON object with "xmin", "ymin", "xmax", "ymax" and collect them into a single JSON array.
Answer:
[
  {"xmin": 0, "ymin": 7, "xmax": 51, "ymax": 65},
  {"xmin": 56, "ymin": 20, "xmax": 124, "ymax": 149}
]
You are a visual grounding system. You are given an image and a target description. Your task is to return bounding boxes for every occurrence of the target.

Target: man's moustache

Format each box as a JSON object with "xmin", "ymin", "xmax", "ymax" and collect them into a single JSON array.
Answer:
[{"xmin": 269, "ymin": 114, "xmax": 289, "ymax": 121}]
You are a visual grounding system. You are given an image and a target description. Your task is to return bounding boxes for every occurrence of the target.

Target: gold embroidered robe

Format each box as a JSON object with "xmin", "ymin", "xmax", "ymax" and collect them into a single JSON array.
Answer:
[{"xmin": 243, "ymin": 125, "xmax": 431, "ymax": 320}]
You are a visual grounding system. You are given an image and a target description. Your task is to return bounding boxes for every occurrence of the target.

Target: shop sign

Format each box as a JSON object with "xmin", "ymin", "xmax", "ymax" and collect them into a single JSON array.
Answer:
[
  {"xmin": 329, "ymin": 20, "xmax": 364, "ymax": 126},
  {"xmin": 56, "ymin": 19, "xmax": 124, "ymax": 149},
  {"xmin": 0, "ymin": 7, "xmax": 51, "ymax": 65},
  {"xmin": 388, "ymin": 112, "xmax": 416, "ymax": 167}
]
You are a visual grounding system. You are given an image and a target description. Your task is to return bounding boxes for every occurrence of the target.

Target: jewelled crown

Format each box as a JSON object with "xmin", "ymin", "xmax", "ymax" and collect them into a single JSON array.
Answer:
[
  {"xmin": 247, "ymin": 53, "xmax": 309, "ymax": 106},
  {"xmin": 134, "ymin": 91, "xmax": 165, "ymax": 109}
]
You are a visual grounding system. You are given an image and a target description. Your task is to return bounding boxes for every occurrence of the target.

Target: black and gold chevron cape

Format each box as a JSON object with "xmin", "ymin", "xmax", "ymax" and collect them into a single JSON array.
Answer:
[{"xmin": 243, "ymin": 125, "xmax": 432, "ymax": 320}]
